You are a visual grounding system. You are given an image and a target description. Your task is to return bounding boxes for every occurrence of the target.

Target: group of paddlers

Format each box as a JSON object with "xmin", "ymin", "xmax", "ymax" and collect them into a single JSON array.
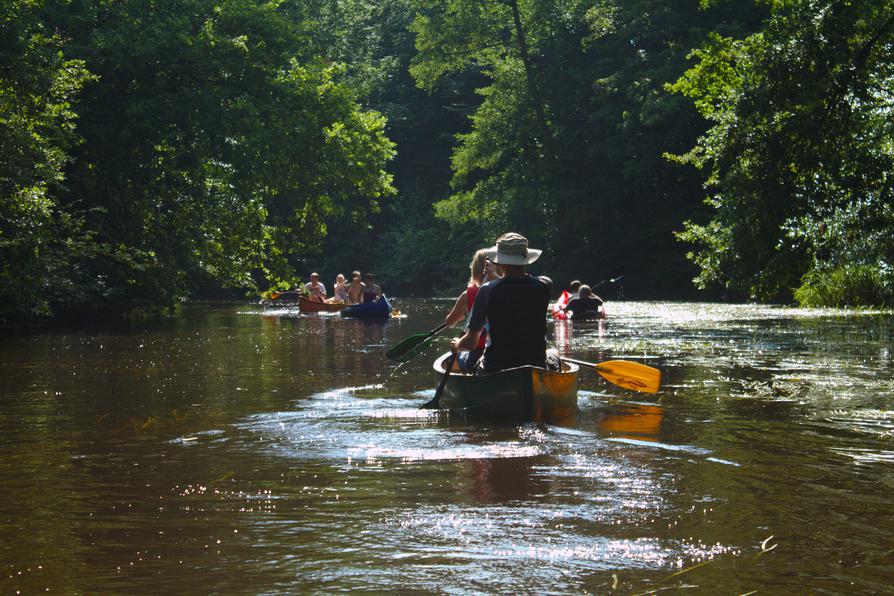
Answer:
[
  {"xmin": 302, "ymin": 271, "xmax": 383, "ymax": 305},
  {"xmin": 289, "ymin": 232, "xmax": 603, "ymax": 376},
  {"xmin": 443, "ymin": 232, "xmax": 605, "ymax": 376}
]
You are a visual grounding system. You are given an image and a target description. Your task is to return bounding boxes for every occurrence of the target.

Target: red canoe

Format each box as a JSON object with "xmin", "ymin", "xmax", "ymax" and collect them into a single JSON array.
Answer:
[{"xmin": 298, "ymin": 296, "xmax": 347, "ymax": 313}]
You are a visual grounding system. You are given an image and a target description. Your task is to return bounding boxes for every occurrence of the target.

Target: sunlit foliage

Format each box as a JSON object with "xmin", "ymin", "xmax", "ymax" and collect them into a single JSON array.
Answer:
[
  {"xmin": 408, "ymin": 0, "xmax": 762, "ymax": 295},
  {"xmin": 1, "ymin": 0, "xmax": 395, "ymax": 322},
  {"xmin": 0, "ymin": 0, "xmax": 93, "ymax": 319},
  {"xmin": 670, "ymin": 0, "xmax": 894, "ymax": 304}
]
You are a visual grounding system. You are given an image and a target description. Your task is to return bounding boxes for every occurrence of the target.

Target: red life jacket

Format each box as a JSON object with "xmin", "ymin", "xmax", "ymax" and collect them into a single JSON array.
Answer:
[{"xmin": 552, "ymin": 290, "xmax": 571, "ymax": 320}]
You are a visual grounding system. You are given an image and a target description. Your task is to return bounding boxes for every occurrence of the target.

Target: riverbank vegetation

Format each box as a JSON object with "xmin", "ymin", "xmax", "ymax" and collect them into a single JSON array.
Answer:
[{"xmin": 2, "ymin": 0, "xmax": 892, "ymax": 323}]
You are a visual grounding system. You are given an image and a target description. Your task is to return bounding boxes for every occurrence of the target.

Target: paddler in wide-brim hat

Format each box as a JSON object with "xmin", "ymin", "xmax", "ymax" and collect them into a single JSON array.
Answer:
[
  {"xmin": 452, "ymin": 232, "xmax": 556, "ymax": 374},
  {"xmin": 484, "ymin": 232, "xmax": 542, "ymax": 265}
]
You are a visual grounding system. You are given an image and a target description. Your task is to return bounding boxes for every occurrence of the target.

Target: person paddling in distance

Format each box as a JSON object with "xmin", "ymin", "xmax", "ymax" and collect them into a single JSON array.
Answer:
[
  {"xmin": 346, "ymin": 271, "xmax": 365, "ymax": 304},
  {"xmin": 552, "ymin": 279, "xmax": 581, "ymax": 319},
  {"xmin": 362, "ymin": 273, "xmax": 383, "ymax": 303},
  {"xmin": 563, "ymin": 284, "xmax": 604, "ymax": 320},
  {"xmin": 304, "ymin": 272, "xmax": 327, "ymax": 302},
  {"xmin": 444, "ymin": 249, "xmax": 500, "ymax": 371},
  {"xmin": 451, "ymin": 233, "xmax": 559, "ymax": 374}
]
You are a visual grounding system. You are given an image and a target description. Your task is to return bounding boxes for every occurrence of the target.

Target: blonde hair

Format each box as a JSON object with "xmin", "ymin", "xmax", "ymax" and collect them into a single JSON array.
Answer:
[{"xmin": 468, "ymin": 249, "xmax": 489, "ymax": 285}]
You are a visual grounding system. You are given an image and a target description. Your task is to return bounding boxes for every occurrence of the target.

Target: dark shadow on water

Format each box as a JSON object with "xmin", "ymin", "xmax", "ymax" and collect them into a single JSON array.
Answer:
[
  {"xmin": 463, "ymin": 455, "xmax": 551, "ymax": 503},
  {"xmin": 722, "ymin": 396, "xmax": 805, "ymax": 420}
]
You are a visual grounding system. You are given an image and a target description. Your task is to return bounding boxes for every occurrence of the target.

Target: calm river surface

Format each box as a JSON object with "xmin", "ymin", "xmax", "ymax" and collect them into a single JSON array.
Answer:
[{"xmin": 2, "ymin": 299, "xmax": 893, "ymax": 594}]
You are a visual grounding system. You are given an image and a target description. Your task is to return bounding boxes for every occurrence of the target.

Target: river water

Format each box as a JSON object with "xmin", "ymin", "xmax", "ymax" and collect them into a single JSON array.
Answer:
[{"xmin": 1, "ymin": 299, "xmax": 892, "ymax": 594}]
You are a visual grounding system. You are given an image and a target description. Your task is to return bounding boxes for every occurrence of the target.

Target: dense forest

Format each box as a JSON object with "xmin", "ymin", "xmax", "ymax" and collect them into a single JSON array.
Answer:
[{"xmin": 2, "ymin": 0, "xmax": 893, "ymax": 323}]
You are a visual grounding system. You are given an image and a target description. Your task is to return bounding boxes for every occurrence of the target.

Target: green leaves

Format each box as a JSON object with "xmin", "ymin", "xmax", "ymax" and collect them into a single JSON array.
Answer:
[
  {"xmin": 670, "ymin": 0, "xmax": 894, "ymax": 304},
  {"xmin": 666, "ymin": 33, "xmax": 749, "ymax": 120},
  {"xmin": 0, "ymin": 0, "xmax": 397, "ymax": 321},
  {"xmin": 0, "ymin": 0, "xmax": 94, "ymax": 322},
  {"xmin": 405, "ymin": 0, "xmax": 763, "ymax": 296},
  {"xmin": 409, "ymin": 0, "xmax": 514, "ymax": 91}
]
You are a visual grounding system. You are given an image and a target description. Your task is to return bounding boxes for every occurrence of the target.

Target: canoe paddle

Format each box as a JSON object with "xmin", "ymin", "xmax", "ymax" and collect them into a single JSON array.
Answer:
[
  {"xmin": 421, "ymin": 352, "xmax": 456, "ymax": 409},
  {"xmin": 386, "ymin": 322, "xmax": 448, "ymax": 362},
  {"xmin": 592, "ymin": 266, "xmax": 625, "ymax": 290},
  {"xmin": 563, "ymin": 358, "xmax": 661, "ymax": 394},
  {"xmin": 269, "ymin": 290, "xmax": 302, "ymax": 300},
  {"xmin": 399, "ymin": 261, "xmax": 493, "ymax": 362}
]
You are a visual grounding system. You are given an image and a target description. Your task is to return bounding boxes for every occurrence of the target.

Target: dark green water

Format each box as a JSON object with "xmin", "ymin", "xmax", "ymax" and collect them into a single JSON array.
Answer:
[{"xmin": 2, "ymin": 299, "xmax": 892, "ymax": 594}]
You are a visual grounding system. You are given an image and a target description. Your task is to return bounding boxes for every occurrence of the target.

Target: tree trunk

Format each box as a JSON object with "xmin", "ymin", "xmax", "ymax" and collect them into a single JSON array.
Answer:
[{"xmin": 505, "ymin": 0, "xmax": 551, "ymax": 144}]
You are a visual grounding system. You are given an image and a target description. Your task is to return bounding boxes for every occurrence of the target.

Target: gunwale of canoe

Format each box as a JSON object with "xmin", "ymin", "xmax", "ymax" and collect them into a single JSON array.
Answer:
[
  {"xmin": 432, "ymin": 352, "xmax": 579, "ymax": 423},
  {"xmin": 298, "ymin": 296, "xmax": 348, "ymax": 313}
]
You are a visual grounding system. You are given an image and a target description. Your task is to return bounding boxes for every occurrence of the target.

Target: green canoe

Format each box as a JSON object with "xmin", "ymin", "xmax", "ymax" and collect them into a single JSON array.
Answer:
[{"xmin": 431, "ymin": 352, "xmax": 579, "ymax": 423}]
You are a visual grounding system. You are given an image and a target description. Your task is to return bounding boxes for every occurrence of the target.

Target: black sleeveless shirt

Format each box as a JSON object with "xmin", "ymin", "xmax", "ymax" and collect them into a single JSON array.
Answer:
[{"xmin": 466, "ymin": 275, "xmax": 552, "ymax": 372}]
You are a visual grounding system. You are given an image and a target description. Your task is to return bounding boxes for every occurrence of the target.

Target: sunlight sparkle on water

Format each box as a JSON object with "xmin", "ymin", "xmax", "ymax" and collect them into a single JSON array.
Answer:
[
  {"xmin": 346, "ymin": 443, "xmax": 543, "ymax": 462},
  {"xmin": 388, "ymin": 507, "xmax": 737, "ymax": 571}
]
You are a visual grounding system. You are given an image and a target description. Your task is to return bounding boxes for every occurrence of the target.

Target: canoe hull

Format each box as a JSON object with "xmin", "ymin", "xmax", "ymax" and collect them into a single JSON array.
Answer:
[
  {"xmin": 432, "ymin": 353, "xmax": 579, "ymax": 423},
  {"xmin": 298, "ymin": 296, "xmax": 347, "ymax": 313},
  {"xmin": 340, "ymin": 296, "xmax": 392, "ymax": 318}
]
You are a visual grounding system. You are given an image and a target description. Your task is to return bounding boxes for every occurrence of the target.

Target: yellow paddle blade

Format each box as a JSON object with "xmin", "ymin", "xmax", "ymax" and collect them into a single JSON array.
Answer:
[{"xmin": 593, "ymin": 360, "xmax": 661, "ymax": 394}]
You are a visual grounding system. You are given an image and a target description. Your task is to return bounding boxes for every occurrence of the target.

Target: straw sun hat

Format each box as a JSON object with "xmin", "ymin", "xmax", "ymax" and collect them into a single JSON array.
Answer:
[{"xmin": 485, "ymin": 232, "xmax": 542, "ymax": 265}]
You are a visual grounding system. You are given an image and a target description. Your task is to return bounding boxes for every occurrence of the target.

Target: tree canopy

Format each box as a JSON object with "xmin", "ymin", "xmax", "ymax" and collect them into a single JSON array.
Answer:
[
  {"xmin": 2, "ymin": 0, "xmax": 395, "ymax": 322},
  {"xmin": 670, "ymin": 0, "xmax": 894, "ymax": 305},
  {"xmin": 406, "ymin": 0, "xmax": 764, "ymax": 296},
  {"xmin": 3, "ymin": 0, "xmax": 892, "ymax": 323}
]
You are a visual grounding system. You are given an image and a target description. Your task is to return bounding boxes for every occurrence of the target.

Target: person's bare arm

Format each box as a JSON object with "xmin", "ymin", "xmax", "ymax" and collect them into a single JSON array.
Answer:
[
  {"xmin": 444, "ymin": 291, "xmax": 468, "ymax": 327},
  {"xmin": 451, "ymin": 328, "xmax": 482, "ymax": 353}
]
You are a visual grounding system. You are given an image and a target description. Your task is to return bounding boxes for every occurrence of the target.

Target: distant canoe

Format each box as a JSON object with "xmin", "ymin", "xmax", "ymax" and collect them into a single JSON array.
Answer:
[
  {"xmin": 552, "ymin": 293, "xmax": 606, "ymax": 320},
  {"xmin": 340, "ymin": 295, "xmax": 393, "ymax": 319},
  {"xmin": 298, "ymin": 296, "xmax": 347, "ymax": 313},
  {"xmin": 431, "ymin": 352, "xmax": 579, "ymax": 423}
]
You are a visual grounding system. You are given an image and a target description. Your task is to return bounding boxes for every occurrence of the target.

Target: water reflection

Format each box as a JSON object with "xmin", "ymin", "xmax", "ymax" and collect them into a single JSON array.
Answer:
[
  {"xmin": 551, "ymin": 318, "xmax": 606, "ymax": 357},
  {"xmin": 598, "ymin": 402, "xmax": 664, "ymax": 441},
  {"xmin": 553, "ymin": 318, "xmax": 572, "ymax": 355}
]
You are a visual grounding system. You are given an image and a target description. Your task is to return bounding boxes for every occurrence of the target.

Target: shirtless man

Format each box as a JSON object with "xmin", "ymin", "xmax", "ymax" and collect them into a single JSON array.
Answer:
[{"xmin": 346, "ymin": 271, "xmax": 365, "ymax": 305}]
